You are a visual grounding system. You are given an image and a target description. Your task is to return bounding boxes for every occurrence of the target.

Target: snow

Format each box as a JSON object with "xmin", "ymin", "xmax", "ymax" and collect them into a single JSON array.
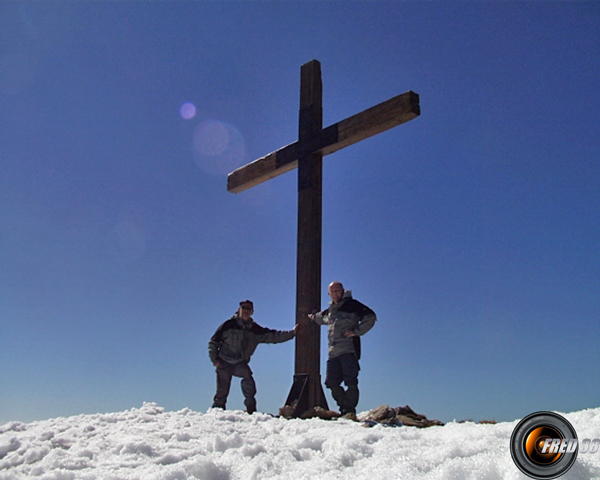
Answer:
[{"xmin": 2, "ymin": 403, "xmax": 600, "ymax": 479}]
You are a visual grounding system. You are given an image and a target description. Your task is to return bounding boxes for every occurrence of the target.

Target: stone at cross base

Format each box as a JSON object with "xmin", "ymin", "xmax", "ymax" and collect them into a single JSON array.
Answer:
[{"xmin": 227, "ymin": 60, "xmax": 420, "ymax": 418}]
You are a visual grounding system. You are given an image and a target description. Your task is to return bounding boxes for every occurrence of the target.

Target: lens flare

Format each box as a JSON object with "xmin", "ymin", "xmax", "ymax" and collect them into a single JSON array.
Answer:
[
  {"xmin": 193, "ymin": 120, "xmax": 245, "ymax": 176},
  {"xmin": 180, "ymin": 102, "xmax": 197, "ymax": 120}
]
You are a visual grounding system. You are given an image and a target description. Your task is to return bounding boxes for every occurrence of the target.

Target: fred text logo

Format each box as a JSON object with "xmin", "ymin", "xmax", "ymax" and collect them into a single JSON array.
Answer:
[{"xmin": 540, "ymin": 438, "xmax": 578, "ymax": 454}]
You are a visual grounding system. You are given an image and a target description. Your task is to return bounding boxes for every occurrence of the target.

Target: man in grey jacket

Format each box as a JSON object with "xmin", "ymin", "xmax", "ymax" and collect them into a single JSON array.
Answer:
[
  {"xmin": 310, "ymin": 282, "xmax": 376, "ymax": 418},
  {"xmin": 208, "ymin": 300, "xmax": 295, "ymax": 413}
]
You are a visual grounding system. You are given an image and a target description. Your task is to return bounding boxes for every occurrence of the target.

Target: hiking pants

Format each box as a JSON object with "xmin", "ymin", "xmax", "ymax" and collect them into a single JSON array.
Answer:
[
  {"xmin": 325, "ymin": 353, "xmax": 360, "ymax": 415},
  {"xmin": 212, "ymin": 360, "xmax": 257, "ymax": 412}
]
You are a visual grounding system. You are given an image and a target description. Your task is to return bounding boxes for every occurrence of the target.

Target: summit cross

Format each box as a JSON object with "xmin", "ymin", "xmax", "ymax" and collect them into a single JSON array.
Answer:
[{"xmin": 227, "ymin": 60, "xmax": 420, "ymax": 417}]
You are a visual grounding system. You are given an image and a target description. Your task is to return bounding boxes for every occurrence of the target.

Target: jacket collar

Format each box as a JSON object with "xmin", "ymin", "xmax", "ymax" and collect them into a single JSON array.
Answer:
[
  {"xmin": 329, "ymin": 289, "xmax": 353, "ymax": 305},
  {"xmin": 233, "ymin": 313, "xmax": 254, "ymax": 328}
]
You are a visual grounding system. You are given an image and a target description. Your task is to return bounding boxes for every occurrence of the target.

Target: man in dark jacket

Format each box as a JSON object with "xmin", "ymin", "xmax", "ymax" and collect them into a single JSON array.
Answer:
[
  {"xmin": 208, "ymin": 300, "xmax": 295, "ymax": 413},
  {"xmin": 310, "ymin": 282, "xmax": 376, "ymax": 419}
]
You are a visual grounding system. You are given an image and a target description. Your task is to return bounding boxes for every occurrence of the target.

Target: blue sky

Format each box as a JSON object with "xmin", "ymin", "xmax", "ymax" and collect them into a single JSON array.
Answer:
[{"xmin": 1, "ymin": 1, "xmax": 599, "ymax": 425}]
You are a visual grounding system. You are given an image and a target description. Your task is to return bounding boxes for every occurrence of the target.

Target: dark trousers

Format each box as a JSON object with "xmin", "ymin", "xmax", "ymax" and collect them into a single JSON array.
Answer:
[
  {"xmin": 212, "ymin": 361, "xmax": 257, "ymax": 412},
  {"xmin": 325, "ymin": 353, "xmax": 360, "ymax": 415}
]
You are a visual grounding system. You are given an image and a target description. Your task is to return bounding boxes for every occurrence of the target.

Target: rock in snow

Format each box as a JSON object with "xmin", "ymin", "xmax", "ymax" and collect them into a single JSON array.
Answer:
[{"xmin": 362, "ymin": 405, "xmax": 444, "ymax": 428}]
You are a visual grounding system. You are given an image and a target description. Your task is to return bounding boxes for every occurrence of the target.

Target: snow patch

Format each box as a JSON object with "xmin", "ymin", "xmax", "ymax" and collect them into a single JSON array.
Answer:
[{"xmin": 1, "ymin": 404, "xmax": 600, "ymax": 479}]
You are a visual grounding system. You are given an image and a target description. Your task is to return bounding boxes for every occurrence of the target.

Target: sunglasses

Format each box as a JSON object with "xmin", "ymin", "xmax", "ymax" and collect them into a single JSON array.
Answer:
[{"xmin": 241, "ymin": 306, "xmax": 253, "ymax": 311}]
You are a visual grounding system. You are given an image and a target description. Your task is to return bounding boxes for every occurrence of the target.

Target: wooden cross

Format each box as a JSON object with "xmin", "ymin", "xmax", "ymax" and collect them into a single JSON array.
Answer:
[{"xmin": 227, "ymin": 60, "xmax": 419, "ymax": 417}]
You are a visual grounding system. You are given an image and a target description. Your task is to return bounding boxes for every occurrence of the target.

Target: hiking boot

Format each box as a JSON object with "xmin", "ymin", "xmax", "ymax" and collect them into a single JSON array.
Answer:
[{"xmin": 342, "ymin": 412, "xmax": 358, "ymax": 421}]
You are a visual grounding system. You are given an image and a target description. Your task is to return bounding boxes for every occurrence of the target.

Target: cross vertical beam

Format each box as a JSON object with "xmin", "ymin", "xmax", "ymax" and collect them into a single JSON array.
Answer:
[{"xmin": 293, "ymin": 60, "xmax": 328, "ymax": 411}]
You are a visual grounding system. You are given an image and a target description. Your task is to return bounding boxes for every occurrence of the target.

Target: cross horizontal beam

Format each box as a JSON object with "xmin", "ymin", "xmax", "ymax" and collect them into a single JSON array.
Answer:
[{"xmin": 227, "ymin": 90, "xmax": 420, "ymax": 193}]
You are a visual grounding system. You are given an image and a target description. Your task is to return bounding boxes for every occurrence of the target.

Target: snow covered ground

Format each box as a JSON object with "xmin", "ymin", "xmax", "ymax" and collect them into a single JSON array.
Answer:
[{"xmin": 2, "ymin": 403, "xmax": 600, "ymax": 480}]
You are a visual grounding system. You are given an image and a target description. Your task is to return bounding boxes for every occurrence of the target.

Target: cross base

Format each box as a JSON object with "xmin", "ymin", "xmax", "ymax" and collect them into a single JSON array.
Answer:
[{"xmin": 283, "ymin": 374, "xmax": 329, "ymax": 418}]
